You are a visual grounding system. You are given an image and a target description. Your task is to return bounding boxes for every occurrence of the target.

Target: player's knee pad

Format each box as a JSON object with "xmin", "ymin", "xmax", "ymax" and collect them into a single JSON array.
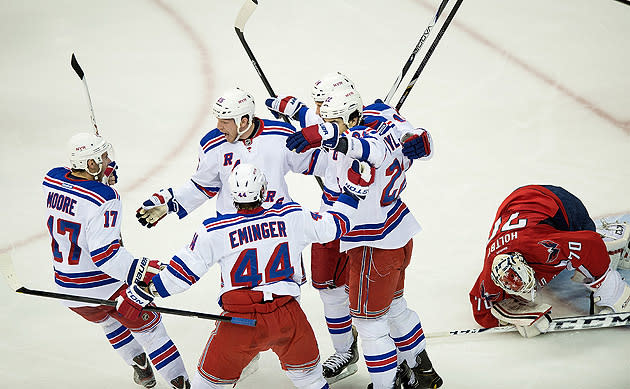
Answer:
[
  {"xmin": 388, "ymin": 296, "xmax": 408, "ymax": 318},
  {"xmin": 191, "ymin": 370, "xmax": 233, "ymax": 388},
  {"xmin": 353, "ymin": 316, "xmax": 389, "ymax": 340},
  {"xmin": 284, "ymin": 365, "xmax": 328, "ymax": 389},
  {"xmin": 319, "ymin": 287, "xmax": 349, "ymax": 308}
]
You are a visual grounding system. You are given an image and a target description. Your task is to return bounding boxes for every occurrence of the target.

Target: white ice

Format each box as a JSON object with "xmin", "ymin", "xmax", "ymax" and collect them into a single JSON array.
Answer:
[{"xmin": 1, "ymin": 0, "xmax": 629, "ymax": 388}]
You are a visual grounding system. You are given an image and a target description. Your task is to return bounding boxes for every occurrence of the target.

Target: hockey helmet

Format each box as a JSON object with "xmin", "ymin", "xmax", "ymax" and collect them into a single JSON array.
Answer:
[
  {"xmin": 320, "ymin": 89, "xmax": 363, "ymax": 128},
  {"xmin": 311, "ymin": 72, "xmax": 355, "ymax": 103},
  {"xmin": 68, "ymin": 132, "xmax": 112, "ymax": 174},
  {"xmin": 491, "ymin": 252, "xmax": 537, "ymax": 301},
  {"xmin": 228, "ymin": 163, "xmax": 268, "ymax": 205}
]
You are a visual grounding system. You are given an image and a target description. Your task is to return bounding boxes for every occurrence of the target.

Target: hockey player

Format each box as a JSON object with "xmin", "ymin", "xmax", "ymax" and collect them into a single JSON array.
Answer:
[
  {"xmin": 273, "ymin": 88, "xmax": 442, "ymax": 389},
  {"xmin": 135, "ymin": 87, "xmax": 325, "ymax": 228},
  {"xmin": 264, "ymin": 72, "xmax": 361, "ymax": 383},
  {"xmin": 44, "ymin": 132, "xmax": 190, "ymax": 388},
  {"xmin": 470, "ymin": 184, "xmax": 630, "ymax": 337},
  {"xmin": 116, "ymin": 161, "xmax": 375, "ymax": 388}
]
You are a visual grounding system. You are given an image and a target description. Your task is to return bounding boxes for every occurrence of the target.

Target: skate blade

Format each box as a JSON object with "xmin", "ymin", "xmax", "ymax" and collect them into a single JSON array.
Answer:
[{"xmin": 325, "ymin": 363, "xmax": 358, "ymax": 384}]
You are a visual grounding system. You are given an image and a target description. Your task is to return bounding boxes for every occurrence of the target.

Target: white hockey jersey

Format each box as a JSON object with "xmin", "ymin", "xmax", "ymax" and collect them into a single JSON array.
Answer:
[
  {"xmin": 43, "ymin": 167, "xmax": 135, "ymax": 307},
  {"xmin": 150, "ymin": 197, "xmax": 357, "ymax": 303},
  {"xmin": 318, "ymin": 101, "xmax": 434, "ymax": 251},
  {"xmin": 172, "ymin": 118, "xmax": 326, "ymax": 217}
]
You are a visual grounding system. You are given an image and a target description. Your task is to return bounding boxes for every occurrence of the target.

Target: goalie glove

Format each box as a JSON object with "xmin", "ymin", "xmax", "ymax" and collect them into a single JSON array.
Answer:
[
  {"xmin": 126, "ymin": 257, "xmax": 164, "ymax": 286},
  {"xmin": 286, "ymin": 122, "xmax": 340, "ymax": 153},
  {"xmin": 343, "ymin": 160, "xmax": 375, "ymax": 200},
  {"xmin": 491, "ymin": 298, "xmax": 552, "ymax": 338},
  {"xmin": 116, "ymin": 284, "xmax": 154, "ymax": 320},
  {"xmin": 136, "ymin": 188, "xmax": 180, "ymax": 228}
]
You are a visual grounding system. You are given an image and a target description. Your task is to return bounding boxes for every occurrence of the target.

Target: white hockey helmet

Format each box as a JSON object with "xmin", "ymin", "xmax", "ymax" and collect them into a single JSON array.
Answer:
[
  {"xmin": 68, "ymin": 132, "xmax": 112, "ymax": 174},
  {"xmin": 311, "ymin": 72, "xmax": 355, "ymax": 103},
  {"xmin": 320, "ymin": 88, "xmax": 363, "ymax": 128},
  {"xmin": 228, "ymin": 163, "xmax": 268, "ymax": 205},
  {"xmin": 491, "ymin": 252, "xmax": 537, "ymax": 302},
  {"xmin": 212, "ymin": 87, "xmax": 255, "ymax": 140}
]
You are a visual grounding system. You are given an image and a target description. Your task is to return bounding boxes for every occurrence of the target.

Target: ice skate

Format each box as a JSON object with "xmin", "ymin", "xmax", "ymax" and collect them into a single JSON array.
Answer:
[
  {"xmin": 366, "ymin": 361, "xmax": 407, "ymax": 389},
  {"xmin": 405, "ymin": 349, "xmax": 443, "ymax": 389},
  {"xmin": 170, "ymin": 375, "xmax": 191, "ymax": 389},
  {"xmin": 132, "ymin": 353, "xmax": 156, "ymax": 388},
  {"xmin": 323, "ymin": 326, "xmax": 359, "ymax": 383}
]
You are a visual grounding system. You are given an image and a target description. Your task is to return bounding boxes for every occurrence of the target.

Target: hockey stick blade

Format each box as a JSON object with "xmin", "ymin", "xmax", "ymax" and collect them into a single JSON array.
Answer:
[
  {"xmin": 427, "ymin": 311, "xmax": 630, "ymax": 338},
  {"xmin": 0, "ymin": 253, "xmax": 22, "ymax": 292},
  {"xmin": 70, "ymin": 53, "xmax": 99, "ymax": 135},
  {"xmin": 234, "ymin": 0, "xmax": 258, "ymax": 33},
  {"xmin": 70, "ymin": 53, "xmax": 85, "ymax": 80},
  {"xmin": 0, "ymin": 253, "xmax": 255, "ymax": 326}
]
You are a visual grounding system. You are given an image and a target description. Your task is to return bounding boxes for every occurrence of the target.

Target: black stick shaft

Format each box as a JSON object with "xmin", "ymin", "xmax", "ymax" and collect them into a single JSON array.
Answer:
[
  {"xmin": 396, "ymin": 0, "xmax": 463, "ymax": 111},
  {"xmin": 15, "ymin": 286, "xmax": 256, "ymax": 327},
  {"xmin": 384, "ymin": 0, "xmax": 450, "ymax": 103}
]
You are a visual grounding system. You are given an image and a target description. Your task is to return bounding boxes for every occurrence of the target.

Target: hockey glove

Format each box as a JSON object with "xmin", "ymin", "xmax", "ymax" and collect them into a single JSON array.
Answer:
[
  {"xmin": 136, "ymin": 188, "xmax": 179, "ymax": 228},
  {"xmin": 401, "ymin": 131, "xmax": 431, "ymax": 160},
  {"xmin": 102, "ymin": 161, "xmax": 118, "ymax": 186},
  {"xmin": 491, "ymin": 298, "xmax": 552, "ymax": 338},
  {"xmin": 343, "ymin": 160, "xmax": 375, "ymax": 200},
  {"xmin": 286, "ymin": 122, "xmax": 340, "ymax": 153},
  {"xmin": 116, "ymin": 284, "xmax": 154, "ymax": 320},
  {"xmin": 265, "ymin": 95, "xmax": 306, "ymax": 121},
  {"xmin": 126, "ymin": 257, "xmax": 164, "ymax": 286}
]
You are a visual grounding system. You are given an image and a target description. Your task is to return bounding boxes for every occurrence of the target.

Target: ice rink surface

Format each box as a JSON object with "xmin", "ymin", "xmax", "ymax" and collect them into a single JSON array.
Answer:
[{"xmin": 1, "ymin": 0, "xmax": 629, "ymax": 387}]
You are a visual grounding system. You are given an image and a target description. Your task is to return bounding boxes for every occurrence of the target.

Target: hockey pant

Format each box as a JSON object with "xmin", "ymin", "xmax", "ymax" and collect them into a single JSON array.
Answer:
[{"xmin": 193, "ymin": 290, "xmax": 328, "ymax": 389}]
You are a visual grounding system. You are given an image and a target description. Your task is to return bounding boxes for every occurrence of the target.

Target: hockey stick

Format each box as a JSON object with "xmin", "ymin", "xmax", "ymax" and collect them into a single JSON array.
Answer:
[
  {"xmin": 0, "ymin": 253, "xmax": 256, "ymax": 327},
  {"xmin": 384, "ymin": 0, "xmax": 450, "ymax": 104},
  {"xmin": 234, "ymin": 0, "xmax": 325, "ymax": 190},
  {"xmin": 71, "ymin": 53, "xmax": 99, "ymax": 135},
  {"xmin": 396, "ymin": 0, "xmax": 463, "ymax": 111},
  {"xmin": 426, "ymin": 311, "xmax": 630, "ymax": 338}
]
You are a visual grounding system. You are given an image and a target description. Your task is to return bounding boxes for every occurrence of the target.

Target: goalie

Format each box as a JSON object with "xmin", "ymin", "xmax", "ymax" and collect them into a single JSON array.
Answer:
[{"xmin": 469, "ymin": 185, "xmax": 630, "ymax": 338}]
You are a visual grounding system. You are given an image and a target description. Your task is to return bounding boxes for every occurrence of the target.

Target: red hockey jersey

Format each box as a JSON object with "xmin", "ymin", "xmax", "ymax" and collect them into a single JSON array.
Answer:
[{"xmin": 469, "ymin": 185, "xmax": 609, "ymax": 328}]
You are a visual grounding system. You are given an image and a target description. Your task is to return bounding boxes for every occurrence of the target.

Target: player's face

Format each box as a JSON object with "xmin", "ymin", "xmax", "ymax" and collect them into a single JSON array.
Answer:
[
  {"xmin": 323, "ymin": 117, "xmax": 348, "ymax": 133},
  {"xmin": 217, "ymin": 118, "xmax": 239, "ymax": 143},
  {"xmin": 314, "ymin": 101, "xmax": 324, "ymax": 116}
]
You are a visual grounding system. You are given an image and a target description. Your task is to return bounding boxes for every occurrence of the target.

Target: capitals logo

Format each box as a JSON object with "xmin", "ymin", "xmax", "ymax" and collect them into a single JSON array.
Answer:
[{"xmin": 538, "ymin": 240, "xmax": 560, "ymax": 263}]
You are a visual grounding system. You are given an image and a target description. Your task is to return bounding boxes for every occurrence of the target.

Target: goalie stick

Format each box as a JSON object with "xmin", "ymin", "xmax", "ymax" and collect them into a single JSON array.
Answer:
[
  {"xmin": 426, "ymin": 311, "xmax": 630, "ymax": 338},
  {"xmin": 0, "ymin": 253, "xmax": 256, "ymax": 327},
  {"xmin": 234, "ymin": 0, "xmax": 325, "ymax": 190},
  {"xmin": 396, "ymin": 0, "xmax": 463, "ymax": 111},
  {"xmin": 71, "ymin": 53, "xmax": 99, "ymax": 136},
  {"xmin": 384, "ymin": 0, "xmax": 450, "ymax": 104}
]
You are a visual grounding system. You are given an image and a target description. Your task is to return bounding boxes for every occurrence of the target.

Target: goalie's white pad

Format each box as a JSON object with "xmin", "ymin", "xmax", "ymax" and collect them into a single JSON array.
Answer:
[
  {"xmin": 588, "ymin": 269, "xmax": 630, "ymax": 313},
  {"xmin": 491, "ymin": 298, "xmax": 552, "ymax": 338},
  {"xmin": 597, "ymin": 221, "xmax": 630, "ymax": 270}
]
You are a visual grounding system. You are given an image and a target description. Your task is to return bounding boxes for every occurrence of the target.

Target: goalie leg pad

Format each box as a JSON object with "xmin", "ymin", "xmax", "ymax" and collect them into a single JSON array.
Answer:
[
  {"xmin": 598, "ymin": 222, "xmax": 630, "ymax": 270},
  {"xmin": 589, "ymin": 269, "xmax": 630, "ymax": 312}
]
